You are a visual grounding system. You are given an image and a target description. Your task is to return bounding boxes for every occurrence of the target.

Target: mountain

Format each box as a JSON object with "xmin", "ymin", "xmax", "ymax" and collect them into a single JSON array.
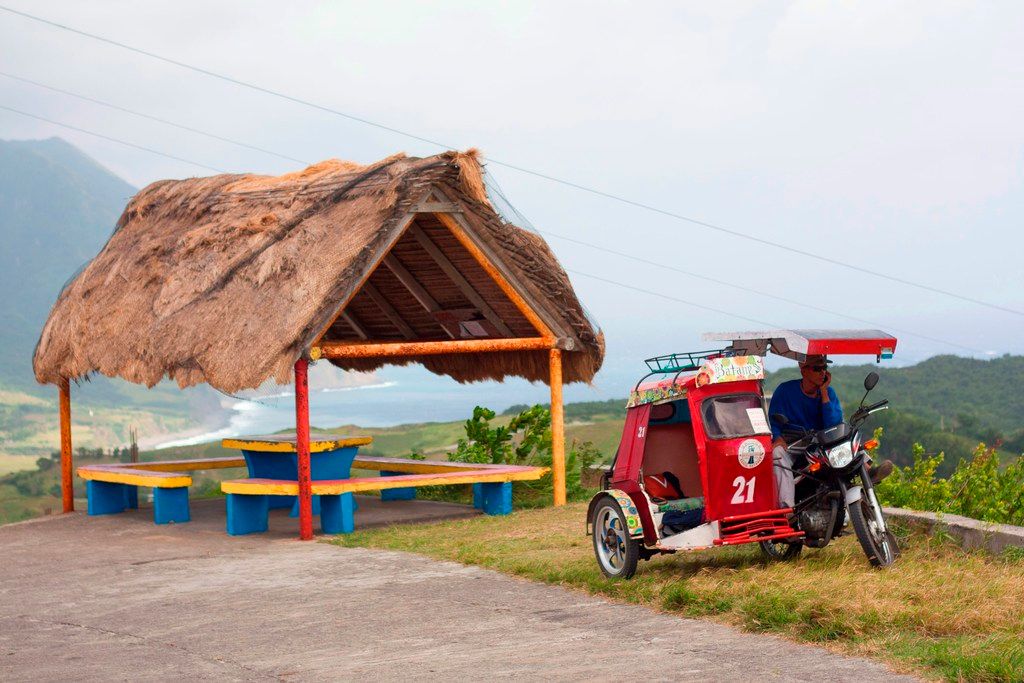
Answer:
[{"xmin": 0, "ymin": 137, "xmax": 135, "ymax": 389}]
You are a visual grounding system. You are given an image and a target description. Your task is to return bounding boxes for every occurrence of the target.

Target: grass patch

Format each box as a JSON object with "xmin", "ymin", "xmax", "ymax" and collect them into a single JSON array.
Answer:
[{"xmin": 330, "ymin": 502, "xmax": 1024, "ymax": 682}]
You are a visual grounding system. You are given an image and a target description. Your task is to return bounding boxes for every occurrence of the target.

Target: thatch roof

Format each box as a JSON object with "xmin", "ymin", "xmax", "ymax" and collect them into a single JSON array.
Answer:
[{"xmin": 33, "ymin": 150, "xmax": 603, "ymax": 393}]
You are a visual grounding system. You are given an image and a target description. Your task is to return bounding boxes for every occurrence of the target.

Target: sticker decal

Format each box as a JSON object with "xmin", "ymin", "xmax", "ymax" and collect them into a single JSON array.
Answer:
[
  {"xmin": 607, "ymin": 489, "xmax": 644, "ymax": 538},
  {"xmin": 737, "ymin": 439, "xmax": 766, "ymax": 469}
]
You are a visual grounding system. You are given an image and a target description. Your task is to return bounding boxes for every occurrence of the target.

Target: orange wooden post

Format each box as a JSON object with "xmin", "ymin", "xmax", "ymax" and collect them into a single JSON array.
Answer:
[
  {"xmin": 58, "ymin": 377, "xmax": 74, "ymax": 512},
  {"xmin": 549, "ymin": 348, "xmax": 566, "ymax": 506},
  {"xmin": 294, "ymin": 358, "xmax": 313, "ymax": 540}
]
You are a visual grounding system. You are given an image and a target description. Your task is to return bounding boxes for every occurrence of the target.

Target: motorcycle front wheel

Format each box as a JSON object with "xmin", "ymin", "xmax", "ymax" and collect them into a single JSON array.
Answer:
[{"xmin": 848, "ymin": 496, "xmax": 897, "ymax": 567}]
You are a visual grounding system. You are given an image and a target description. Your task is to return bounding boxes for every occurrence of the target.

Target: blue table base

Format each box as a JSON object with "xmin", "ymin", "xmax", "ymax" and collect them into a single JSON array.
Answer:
[{"xmin": 227, "ymin": 492, "xmax": 354, "ymax": 536}]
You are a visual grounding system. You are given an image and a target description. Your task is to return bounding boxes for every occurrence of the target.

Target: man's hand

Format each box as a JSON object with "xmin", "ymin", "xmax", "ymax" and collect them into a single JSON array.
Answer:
[{"xmin": 821, "ymin": 370, "xmax": 832, "ymax": 403}]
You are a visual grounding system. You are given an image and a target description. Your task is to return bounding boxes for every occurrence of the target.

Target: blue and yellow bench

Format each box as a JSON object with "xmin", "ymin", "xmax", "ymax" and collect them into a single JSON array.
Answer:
[
  {"xmin": 76, "ymin": 457, "xmax": 246, "ymax": 524},
  {"xmin": 221, "ymin": 456, "xmax": 549, "ymax": 535}
]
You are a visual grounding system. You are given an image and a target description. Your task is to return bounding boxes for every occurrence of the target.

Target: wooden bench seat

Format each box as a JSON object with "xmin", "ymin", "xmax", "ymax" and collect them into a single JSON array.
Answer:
[
  {"xmin": 221, "ymin": 463, "xmax": 549, "ymax": 535},
  {"xmin": 77, "ymin": 457, "xmax": 248, "ymax": 524}
]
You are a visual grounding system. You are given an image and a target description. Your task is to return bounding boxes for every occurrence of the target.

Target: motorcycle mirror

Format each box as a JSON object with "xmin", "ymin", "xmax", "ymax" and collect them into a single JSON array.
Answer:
[
  {"xmin": 864, "ymin": 372, "xmax": 879, "ymax": 391},
  {"xmin": 771, "ymin": 413, "xmax": 789, "ymax": 426}
]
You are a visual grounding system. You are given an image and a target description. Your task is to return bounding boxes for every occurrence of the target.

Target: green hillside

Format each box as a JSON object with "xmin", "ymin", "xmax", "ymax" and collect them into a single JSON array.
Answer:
[
  {"xmin": 0, "ymin": 137, "xmax": 135, "ymax": 389},
  {"xmin": 0, "ymin": 138, "xmax": 213, "ymax": 472}
]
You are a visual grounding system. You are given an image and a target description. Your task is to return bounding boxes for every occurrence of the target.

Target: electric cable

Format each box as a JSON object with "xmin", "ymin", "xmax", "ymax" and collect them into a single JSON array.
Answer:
[
  {"xmin": 0, "ymin": 103, "xmax": 224, "ymax": 173},
  {"xmin": 1, "ymin": 3, "xmax": 1020, "ymax": 318},
  {"xmin": 0, "ymin": 99, "xmax": 989, "ymax": 354},
  {"xmin": 0, "ymin": 71, "xmax": 310, "ymax": 165}
]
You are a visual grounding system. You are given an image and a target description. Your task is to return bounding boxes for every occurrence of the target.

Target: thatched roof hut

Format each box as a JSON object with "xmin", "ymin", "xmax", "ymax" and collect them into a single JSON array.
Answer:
[{"xmin": 33, "ymin": 150, "xmax": 603, "ymax": 393}]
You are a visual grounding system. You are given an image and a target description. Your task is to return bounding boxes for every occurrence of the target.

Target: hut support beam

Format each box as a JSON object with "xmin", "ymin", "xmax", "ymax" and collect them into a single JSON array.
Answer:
[
  {"xmin": 314, "ymin": 337, "xmax": 557, "ymax": 359},
  {"xmin": 59, "ymin": 378, "xmax": 73, "ymax": 513},
  {"xmin": 549, "ymin": 349, "xmax": 566, "ymax": 506},
  {"xmin": 294, "ymin": 359, "xmax": 313, "ymax": 540}
]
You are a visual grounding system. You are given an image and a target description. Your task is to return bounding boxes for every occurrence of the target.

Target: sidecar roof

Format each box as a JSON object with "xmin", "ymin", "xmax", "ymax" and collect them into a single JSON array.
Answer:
[{"xmin": 702, "ymin": 329, "xmax": 897, "ymax": 361}]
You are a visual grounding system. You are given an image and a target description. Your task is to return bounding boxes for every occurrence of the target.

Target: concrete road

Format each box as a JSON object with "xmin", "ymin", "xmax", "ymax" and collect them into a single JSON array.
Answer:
[{"xmin": 0, "ymin": 500, "xmax": 917, "ymax": 681}]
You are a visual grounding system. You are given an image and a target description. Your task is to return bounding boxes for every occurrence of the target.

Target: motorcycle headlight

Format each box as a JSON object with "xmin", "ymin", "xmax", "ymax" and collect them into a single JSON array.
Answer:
[{"xmin": 827, "ymin": 442, "xmax": 854, "ymax": 468}]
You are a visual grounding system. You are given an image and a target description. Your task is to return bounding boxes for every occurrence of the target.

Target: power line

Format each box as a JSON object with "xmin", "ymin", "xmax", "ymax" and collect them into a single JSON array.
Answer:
[
  {"xmin": 565, "ymin": 269, "xmax": 780, "ymax": 329},
  {"xmin": 541, "ymin": 228, "xmax": 984, "ymax": 354},
  {"xmin": 0, "ymin": 67, "xmax": 979, "ymax": 355},
  {"xmin": 1, "ymin": 3, "xmax": 1020, "ymax": 319},
  {"xmin": 2, "ymin": 98, "xmax": 986, "ymax": 355},
  {"xmin": 484, "ymin": 172, "xmax": 985, "ymax": 354},
  {"xmin": 0, "ymin": 71, "xmax": 310, "ymax": 165},
  {"xmin": 0, "ymin": 104, "xmax": 224, "ymax": 173}
]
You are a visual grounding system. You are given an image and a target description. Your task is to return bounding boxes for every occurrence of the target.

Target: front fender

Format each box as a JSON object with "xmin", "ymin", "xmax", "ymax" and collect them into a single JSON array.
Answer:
[
  {"xmin": 586, "ymin": 489, "xmax": 645, "ymax": 539},
  {"xmin": 845, "ymin": 485, "xmax": 863, "ymax": 506}
]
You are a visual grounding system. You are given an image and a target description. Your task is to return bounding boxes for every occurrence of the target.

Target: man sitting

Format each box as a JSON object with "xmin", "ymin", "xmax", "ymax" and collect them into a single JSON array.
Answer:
[{"xmin": 769, "ymin": 354, "xmax": 892, "ymax": 508}]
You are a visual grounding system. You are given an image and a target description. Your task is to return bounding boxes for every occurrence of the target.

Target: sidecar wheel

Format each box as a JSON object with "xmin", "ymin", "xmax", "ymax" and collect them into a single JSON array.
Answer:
[{"xmin": 591, "ymin": 497, "xmax": 639, "ymax": 579}]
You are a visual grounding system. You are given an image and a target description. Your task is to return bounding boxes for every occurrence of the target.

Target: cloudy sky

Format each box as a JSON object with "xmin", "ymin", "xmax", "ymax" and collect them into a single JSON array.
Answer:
[{"xmin": 2, "ymin": 1, "xmax": 1022, "ymax": 404}]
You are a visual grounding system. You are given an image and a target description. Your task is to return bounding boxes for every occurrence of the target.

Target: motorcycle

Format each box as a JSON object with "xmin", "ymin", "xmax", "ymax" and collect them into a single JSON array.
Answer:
[{"xmin": 764, "ymin": 371, "xmax": 899, "ymax": 567}]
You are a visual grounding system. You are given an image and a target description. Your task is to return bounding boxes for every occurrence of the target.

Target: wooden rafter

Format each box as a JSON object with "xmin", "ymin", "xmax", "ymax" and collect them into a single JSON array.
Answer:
[
  {"xmin": 362, "ymin": 281, "xmax": 416, "ymax": 340},
  {"xmin": 409, "ymin": 224, "xmax": 515, "ymax": 337},
  {"xmin": 433, "ymin": 209, "xmax": 561, "ymax": 342},
  {"xmin": 311, "ymin": 212, "xmax": 418, "ymax": 347},
  {"xmin": 339, "ymin": 310, "xmax": 369, "ymax": 340},
  {"xmin": 382, "ymin": 254, "xmax": 455, "ymax": 339}
]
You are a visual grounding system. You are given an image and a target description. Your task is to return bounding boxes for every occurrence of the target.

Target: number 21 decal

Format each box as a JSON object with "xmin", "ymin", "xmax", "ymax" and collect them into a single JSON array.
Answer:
[{"xmin": 731, "ymin": 475, "xmax": 756, "ymax": 504}]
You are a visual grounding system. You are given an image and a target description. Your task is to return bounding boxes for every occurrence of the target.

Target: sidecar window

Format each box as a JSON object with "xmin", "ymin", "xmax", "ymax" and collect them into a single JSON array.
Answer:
[{"xmin": 701, "ymin": 394, "xmax": 768, "ymax": 439}]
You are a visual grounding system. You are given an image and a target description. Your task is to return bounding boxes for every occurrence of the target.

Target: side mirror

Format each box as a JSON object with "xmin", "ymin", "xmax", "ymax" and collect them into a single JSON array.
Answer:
[
  {"xmin": 771, "ymin": 413, "xmax": 789, "ymax": 426},
  {"xmin": 864, "ymin": 372, "xmax": 879, "ymax": 391}
]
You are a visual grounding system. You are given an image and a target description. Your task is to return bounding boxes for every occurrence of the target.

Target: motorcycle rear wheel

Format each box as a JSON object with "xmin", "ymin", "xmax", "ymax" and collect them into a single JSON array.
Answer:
[{"xmin": 759, "ymin": 539, "xmax": 803, "ymax": 561}]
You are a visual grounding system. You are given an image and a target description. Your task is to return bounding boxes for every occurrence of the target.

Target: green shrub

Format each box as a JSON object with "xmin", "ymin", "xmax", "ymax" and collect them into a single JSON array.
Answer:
[
  {"xmin": 877, "ymin": 433, "xmax": 1024, "ymax": 525},
  {"xmin": 449, "ymin": 405, "xmax": 601, "ymax": 505}
]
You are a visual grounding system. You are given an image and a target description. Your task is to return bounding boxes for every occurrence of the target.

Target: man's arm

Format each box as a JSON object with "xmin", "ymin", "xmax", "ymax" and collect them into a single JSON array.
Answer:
[{"xmin": 822, "ymin": 386, "xmax": 844, "ymax": 427}]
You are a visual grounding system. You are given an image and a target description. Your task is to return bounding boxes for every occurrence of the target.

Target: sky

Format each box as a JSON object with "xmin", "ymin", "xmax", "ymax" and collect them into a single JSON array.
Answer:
[{"xmin": 2, "ymin": 1, "xmax": 1022, "ymax": 406}]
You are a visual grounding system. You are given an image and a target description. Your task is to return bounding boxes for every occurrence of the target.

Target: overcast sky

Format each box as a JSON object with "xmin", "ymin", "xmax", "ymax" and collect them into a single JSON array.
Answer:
[{"xmin": 2, "ymin": 1, "xmax": 1022, "ymax": 401}]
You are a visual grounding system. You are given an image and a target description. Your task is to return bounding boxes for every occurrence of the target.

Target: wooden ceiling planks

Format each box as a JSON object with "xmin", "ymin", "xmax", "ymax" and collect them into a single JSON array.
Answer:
[{"xmin": 321, "ymin": 213, "xmax": 538, "ymax": 345}]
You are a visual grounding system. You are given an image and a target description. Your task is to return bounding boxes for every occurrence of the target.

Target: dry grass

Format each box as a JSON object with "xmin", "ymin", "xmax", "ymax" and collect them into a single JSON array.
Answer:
[{"xmin": 331, "ymin": 502, "xmax": 1024, "ymax": 682}]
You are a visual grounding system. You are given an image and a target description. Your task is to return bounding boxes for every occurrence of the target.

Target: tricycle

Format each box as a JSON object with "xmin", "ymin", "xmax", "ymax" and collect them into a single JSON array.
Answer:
[{"xmin": 588, "ymin": 329, "xmax": 899, "ymax": 578}]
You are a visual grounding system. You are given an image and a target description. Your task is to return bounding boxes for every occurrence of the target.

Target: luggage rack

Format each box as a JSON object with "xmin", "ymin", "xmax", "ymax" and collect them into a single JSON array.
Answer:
[
  {"xmin": 633, "ymin": 349, "xmax": 727, "ymax": 392},
  {"xmin": 643, "ymin": 349, "xmax": 726, "ymax": 374}
]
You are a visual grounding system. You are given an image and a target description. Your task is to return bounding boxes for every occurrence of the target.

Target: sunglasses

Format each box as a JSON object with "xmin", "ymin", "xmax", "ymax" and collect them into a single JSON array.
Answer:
[{"xmin": 805, "ymin": 365, "xmax": 828, "ymax": 372}]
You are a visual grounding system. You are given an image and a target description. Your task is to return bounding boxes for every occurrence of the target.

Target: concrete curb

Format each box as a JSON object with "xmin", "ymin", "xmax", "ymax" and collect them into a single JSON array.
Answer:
[{"xmin": 884, "ymin": 506, "xmax": 1024, "ymax": 554}]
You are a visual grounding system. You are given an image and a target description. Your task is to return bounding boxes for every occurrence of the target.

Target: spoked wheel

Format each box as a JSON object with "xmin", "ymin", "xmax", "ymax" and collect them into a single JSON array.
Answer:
[
  {"xmin": 591, "ymin": 498, "xmax": 639, "ymax": 579},
  {"xmin": 848, "ymin": 495, "xmax": 897, "ymax": 568},
  {"xmin": 759, "ymin": 539, "xmax": 803, "ymax": 561}
]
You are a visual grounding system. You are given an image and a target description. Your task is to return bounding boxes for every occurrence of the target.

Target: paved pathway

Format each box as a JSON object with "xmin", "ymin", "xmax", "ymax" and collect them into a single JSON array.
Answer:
[{"xmin": 0, "ymin": 501, "xmax": 918, "ymax": 681}]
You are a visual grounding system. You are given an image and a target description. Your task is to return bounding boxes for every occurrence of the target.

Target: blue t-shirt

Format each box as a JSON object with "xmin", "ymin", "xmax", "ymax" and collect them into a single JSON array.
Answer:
[{"xmin": 768, "ymin": 379, "xmax": 844, "ymax": 439}]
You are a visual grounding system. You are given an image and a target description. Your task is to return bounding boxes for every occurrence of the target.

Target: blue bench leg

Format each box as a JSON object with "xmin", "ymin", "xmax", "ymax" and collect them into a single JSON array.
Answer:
[
  {"xmin": 472, "ymin": 483, "xmax": 484, "ymax": 510},
  {"xmin": 320, "ymin": 493, "xmax": 355, "ymax": 534},
  {"xmin": 480, "ymin": 482, "xmax": 513, "ymax": 515},
  {"xmin": 87, "ymin": 480, "xmax": 127, "ymax": 515},
  {"xmin": 381, "ymin": 471, "xmax": 416, "ymax": 501},
  {"xmin": 124, "ymin": 485, "xmax": 139, "ymax": 509},
  {"xmin": 226, "ymin": 494, "xmax": 269, "ymax": 535},
  {"xmin": 153, "ymin": 487, "xmax": 190, "ymax": 524}
]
